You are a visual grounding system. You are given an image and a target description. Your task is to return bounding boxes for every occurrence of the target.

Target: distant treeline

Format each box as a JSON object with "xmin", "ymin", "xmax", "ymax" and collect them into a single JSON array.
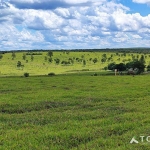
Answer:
[{"xmin": 1, "ymin": 48, "xmax": 150, "ymax": 53}]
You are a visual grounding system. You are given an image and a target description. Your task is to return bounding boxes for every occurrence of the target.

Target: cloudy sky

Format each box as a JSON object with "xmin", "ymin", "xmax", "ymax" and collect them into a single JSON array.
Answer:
[{"xmin": 0, "ymin": 0, "xmax": 150, "ymax": 50}]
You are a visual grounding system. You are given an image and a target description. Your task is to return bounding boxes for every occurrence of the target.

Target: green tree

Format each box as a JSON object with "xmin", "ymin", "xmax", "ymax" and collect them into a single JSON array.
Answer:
[
  {"xmin": 17, "ymin": 61, "xmax": 22, "ymax": 68},
  {"xmin": 93, "ymin": 58, "xmax": 98, "ymax": 64},
  {"xmin": 83, "ymin": 60, "xmax": 86, "ymax": 66},
  {"xmin": 108, "ymin": 62, "xmax": 116, "ymax": 70},
  {"xmin": 126, "ymin": 60, "xmax": 145, "ymax": 74},
  {"xmin": 12, "ymin": 52, "xmax": 16, "ymax": 60},
  {"xmin": 47, "ymin": 51, "xmax": 53, "ymax": 57},
  {"xmin": 114, "ymin": 63, "xmax": 126, "ymax": 71}
]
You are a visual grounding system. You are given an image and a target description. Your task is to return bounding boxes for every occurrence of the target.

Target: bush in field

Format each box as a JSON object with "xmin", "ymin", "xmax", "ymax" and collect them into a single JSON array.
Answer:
[
  {"xmin": 24, "ymin": 72, "xmax": 29, "ymax": 77},
  {"xmin": 54, "ymin": 58, "xmax": 60, "ymax": 65},
  {"xmin": 101, "ymin": 58, "xmax": 107, "ymax": 63},
  {"xmin": 61, "ymin": 60, "xmax": 70, "ymax": 65},
  {"xmin": 93, "ymin": 73, "xmax": 97, "ymax": 76},
  {"xmin": 93, "ymin": 58, "xmax": 98, "ymax": 64},
  {"xmin": 83, "ymin": 60, "xmax": 86, "ymax": 66},
  {"xmin": 48, "ymin": 72, "xmax": 55, "ymax": 76},
  {"xmin": 17, "ymin": 61, "xmax": 24, "ymax": 70}
]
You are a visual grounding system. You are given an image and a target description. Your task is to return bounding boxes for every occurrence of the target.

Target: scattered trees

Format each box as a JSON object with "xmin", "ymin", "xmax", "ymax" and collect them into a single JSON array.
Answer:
[{"xmin": 108, "ymin": 55, "xmax": 146, "ymax": 74}]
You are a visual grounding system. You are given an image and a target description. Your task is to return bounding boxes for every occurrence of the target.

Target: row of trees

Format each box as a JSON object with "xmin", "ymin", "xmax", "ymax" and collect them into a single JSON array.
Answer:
[{"xmin": 107, "ymin": 55, "xmax": 146, "ymax": 74}]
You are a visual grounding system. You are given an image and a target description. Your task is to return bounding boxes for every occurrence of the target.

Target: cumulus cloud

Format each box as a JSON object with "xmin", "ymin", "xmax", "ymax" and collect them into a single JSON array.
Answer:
[
  {"xmin": 132, "ymin": 0, "xmax": 150, "ymax": 5},
  {"xmin": 8, "ymin": 0, "xmax": 91, "ymax": 10},
  {"xmin": 0, "ymin": 0, "xmax": 150, "ymax": 50}
]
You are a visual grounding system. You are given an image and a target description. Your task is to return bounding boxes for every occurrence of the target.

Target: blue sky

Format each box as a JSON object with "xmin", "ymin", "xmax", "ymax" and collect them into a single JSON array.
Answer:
[{"xmin": 0, "ymin": 0, "xmax": 150, "ymax": 50}]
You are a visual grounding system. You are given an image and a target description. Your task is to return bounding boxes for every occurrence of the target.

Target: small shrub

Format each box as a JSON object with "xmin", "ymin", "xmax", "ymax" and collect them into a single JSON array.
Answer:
[
  {"xmin": 48, "ymin": 72, "xmax": 55, "ymax": 76},
  {"xmin": 82, "ymin": 69, "xmax": 89, "ymax": 71},
  {"xmin": 24, "ymin": 72, "xmax": 29, "ymax": 77},
  {"xmin": 93, "ymin": 73, "xmax": 98, "ymax": 76}
]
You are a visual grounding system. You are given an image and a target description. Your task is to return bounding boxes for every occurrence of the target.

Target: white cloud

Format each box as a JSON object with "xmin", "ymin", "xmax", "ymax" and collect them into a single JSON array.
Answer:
[
  {"xmin": 132, "ymin": 0, "xmax": 150, "ymax": 4},
  {"xmin": 0, "ymin": 0, "xmax": 150, "ymax": 50}
]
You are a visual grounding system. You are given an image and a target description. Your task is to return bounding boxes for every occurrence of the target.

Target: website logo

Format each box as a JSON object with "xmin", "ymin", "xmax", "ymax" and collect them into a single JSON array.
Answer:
[{"xmin": 130, "ymin": 136, "xmax": 150, "ymax": 144}]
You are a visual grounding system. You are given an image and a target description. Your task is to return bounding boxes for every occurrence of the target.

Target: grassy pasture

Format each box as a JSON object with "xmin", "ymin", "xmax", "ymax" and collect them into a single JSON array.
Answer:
[
  {"xmin": 0, "ymin": 74, "xmax": 150, "ymax": 149},
  {"xmin": 0, "ymin": 51, "xmax": 150, "ymax": 76}
]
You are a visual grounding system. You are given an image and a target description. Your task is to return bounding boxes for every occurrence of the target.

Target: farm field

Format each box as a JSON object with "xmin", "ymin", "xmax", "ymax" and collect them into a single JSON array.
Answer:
[
  {"xmin": 0, "ymin": 74, "xmax": 150, "ymax": 149},
  {"xmin": 0, "ymin": 51, "xmax": 150, "ymax": 76}
]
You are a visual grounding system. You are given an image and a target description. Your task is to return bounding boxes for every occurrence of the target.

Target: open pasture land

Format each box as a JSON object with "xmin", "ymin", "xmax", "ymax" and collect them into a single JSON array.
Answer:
[
  {"xmin": 1, "ymin": 74, "xmax": 150, "ymax": 149},
  {"xmin": 0, "ymin": 51, "xmax": 150, "ymax": 76}
]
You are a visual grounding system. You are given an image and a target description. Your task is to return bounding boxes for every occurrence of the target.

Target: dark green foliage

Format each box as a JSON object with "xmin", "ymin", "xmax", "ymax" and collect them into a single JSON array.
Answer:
[
  {"xmin": 54, "ymin": 58, "xmax": 60, "ymax": 65},
  {"xmin": 24, "ymin": 72, "xmax": 29, "ymax": 77},
  {"xmin": 126, "ymin": 60, "xmax": 145, "ymax": 74},
  {"xmin": 47, "ymin": 51, "xmax": 53, "ymax": 57},
  {"xmin": 17, "ymin": 61, "xmax": 22, "ymax": 67},
  {"xmin": 108, "ymin": 63, "xmax": 126, "ymax": 71},
  {"xmin": 103, "ymin": 66, "xmax": 108, "ymax": 70},
  {"xmin": 101, "ymin": 57, "xmax": 106, "ymax": 63},
  {"xmin": 48, "ymin": 72, "xmax": 55, "ymax": 76},
  {"xmin": 83, "ymin": 60, "xmax": 86, "ymax": 66},
  {"xmin": 61, "ymin": 60, "xmax": 70, "ymax": 65},
  {"xmin": 26, "ymin": 52, "xmax": 42, "ymax": 55},
  {"xmin": 108, "ymin": 62, "xmax": 116, "ymax": 70},
  {"xmin": 93, "ymin": 73, "xmax": 97, "ymax": 76},
  {"xmin": 17, "ymin": 61, "xmax": 24, "ymax": 69},
  {"xmin": 114, "ymin": 63, "xmax": 126, "ymax": 71},
  {"xmin": 93, "ymin": 58, "xmax": 98, "ymax": 64}
]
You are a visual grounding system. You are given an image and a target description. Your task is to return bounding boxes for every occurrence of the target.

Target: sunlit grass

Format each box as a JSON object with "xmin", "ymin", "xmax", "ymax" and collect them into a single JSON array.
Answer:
[
  {"xmin": 0, "ymin": 75, "xmax": 150, "ymax": 149},
  {"xmin": 1, "ymin": 51, "xmax": 150, "ymax": 76}
]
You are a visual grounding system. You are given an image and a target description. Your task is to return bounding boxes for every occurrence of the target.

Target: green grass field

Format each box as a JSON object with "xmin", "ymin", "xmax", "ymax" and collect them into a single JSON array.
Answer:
[
  {"xmin": 0, "ymin": 51, "xmax": 150, "ymax": 149},
  {"xmin": 0, "ymin": 74, "xmax": 150, "ymax": 149},
  {"xmin": 0, "ymin": 51, "xmax": 150, "ymax": 76}
]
